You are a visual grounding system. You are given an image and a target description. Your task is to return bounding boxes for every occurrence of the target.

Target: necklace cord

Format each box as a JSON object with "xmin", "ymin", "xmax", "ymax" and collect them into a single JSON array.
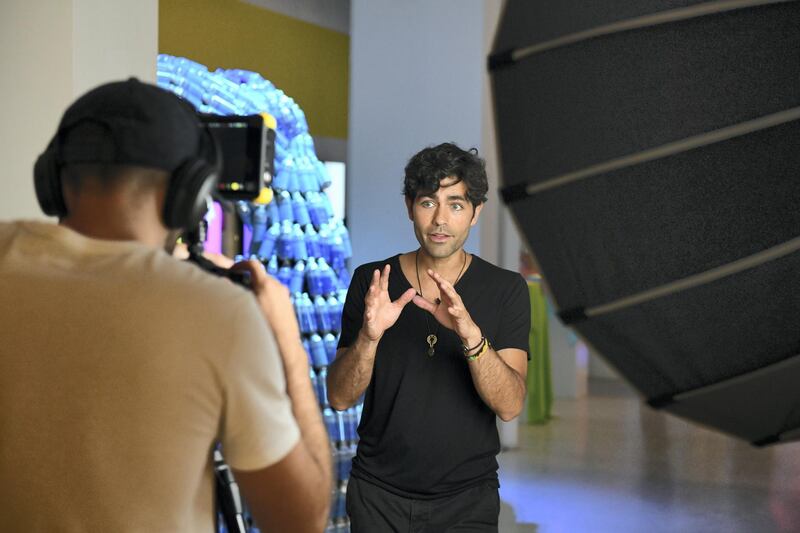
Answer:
[{"xmin": 415, "ymin": 249, "xmax": 468, "ymax": 356}]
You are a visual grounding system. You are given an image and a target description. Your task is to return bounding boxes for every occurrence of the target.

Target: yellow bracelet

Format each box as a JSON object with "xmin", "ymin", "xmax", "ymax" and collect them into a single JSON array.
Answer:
[{"xmin": 465, "ymin": 337, "xmax": 490, "ymax": 362}]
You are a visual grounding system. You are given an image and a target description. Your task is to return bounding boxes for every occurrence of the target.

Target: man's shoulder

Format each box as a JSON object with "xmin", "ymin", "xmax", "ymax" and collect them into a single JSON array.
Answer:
[
  {"xmin": 470, "ymin": 255, "xmax": 525, "ymax": 285},
  {"xmin": 352, "ymin": 255, "xmax": 400, "ymax": 279},
  {"xmin": 145, "ymin": 252, "xmax": 252, "ymax": 304}
]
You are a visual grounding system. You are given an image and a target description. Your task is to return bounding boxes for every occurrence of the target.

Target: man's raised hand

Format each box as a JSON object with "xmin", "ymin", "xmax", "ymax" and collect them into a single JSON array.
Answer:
[
  {"xmin": 361, "ymin": 264, "xmax": 416, "ymax": 342},
  {"xmin": 413, "ymin": 269, "xmax": 481, "ymax": 343}
]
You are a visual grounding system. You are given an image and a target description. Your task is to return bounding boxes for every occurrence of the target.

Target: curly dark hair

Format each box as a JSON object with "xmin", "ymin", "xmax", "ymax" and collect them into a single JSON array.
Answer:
[{"xmin": 403, "ymin": 142, "xmax": 488, "ymax": 206}]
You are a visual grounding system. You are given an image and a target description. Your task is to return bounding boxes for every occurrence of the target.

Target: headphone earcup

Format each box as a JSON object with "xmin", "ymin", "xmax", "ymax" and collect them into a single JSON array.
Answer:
[
  {"xmin": 33, "ymin": 147, "xmax": 67, "ymax": 218},
  {"xmin": 163, "ymin": 158, "xmax": 219, "ymax": 230}
]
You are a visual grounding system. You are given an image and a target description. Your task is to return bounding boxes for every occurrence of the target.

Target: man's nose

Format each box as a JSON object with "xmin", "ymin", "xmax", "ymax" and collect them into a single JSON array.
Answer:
[{"xmin": 433, "ymin": 205, "xmax": 447, "ymax": 227}]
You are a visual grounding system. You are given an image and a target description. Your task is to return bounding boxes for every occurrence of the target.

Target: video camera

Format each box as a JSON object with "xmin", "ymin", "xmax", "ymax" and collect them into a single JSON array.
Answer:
[
  {"xmin": 201, "ymin": 113, "xmax": 276, "ymax": 201},
  {"xmin": 183, "ymin": 114, "xmax": 276, "ymax": 288}
]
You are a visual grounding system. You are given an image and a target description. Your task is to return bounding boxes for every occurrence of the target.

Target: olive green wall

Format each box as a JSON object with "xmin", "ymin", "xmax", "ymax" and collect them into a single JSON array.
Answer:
[{"xmin": 159, "ymin": 0, "xmax": 349, "ymax": 139}]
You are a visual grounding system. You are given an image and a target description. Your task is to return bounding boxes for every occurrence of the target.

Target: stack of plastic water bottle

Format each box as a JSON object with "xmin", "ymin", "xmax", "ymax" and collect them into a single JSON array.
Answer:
[{"xmin": 158, "ymin": 55, "xmax": 358, "ymax": 533}]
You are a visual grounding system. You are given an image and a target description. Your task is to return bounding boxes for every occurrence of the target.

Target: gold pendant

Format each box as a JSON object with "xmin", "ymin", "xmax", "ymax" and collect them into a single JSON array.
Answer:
[{"xmin": 427, "ymin": 334, "xmax": 437, "ymax": 357}]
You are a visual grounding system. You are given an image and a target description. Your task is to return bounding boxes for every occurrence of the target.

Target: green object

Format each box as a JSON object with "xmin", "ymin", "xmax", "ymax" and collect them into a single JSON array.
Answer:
[{"xmin": 526, "ymin": 279, "xmax": 553, "ymax": 424}]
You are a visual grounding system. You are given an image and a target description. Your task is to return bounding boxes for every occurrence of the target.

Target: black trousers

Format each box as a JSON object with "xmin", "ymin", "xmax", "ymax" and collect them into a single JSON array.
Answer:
[{"xmin": 346, "ymin": 476, "xmax": 500, "ymax": 533}]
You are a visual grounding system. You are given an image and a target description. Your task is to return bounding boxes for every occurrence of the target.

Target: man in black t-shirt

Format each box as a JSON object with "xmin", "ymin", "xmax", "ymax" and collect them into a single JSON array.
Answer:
[{"xmin": 327, "ymin": 143, "xmax": 530, "ymax": 532}]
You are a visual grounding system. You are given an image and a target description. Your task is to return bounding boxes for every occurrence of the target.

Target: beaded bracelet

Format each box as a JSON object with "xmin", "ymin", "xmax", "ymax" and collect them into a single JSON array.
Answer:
[
  {"xmin": 465, "ymin": 337, "xmax": 490, "ymax": 362},
  {"xmin": 462, "ymin": 335, "xmax": 485, "ymax": 354}
]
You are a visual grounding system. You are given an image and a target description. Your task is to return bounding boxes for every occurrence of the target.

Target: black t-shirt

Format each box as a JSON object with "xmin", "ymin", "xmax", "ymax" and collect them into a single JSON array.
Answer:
[{"xmin": 338, "ymin": 254, "xmax": 530, "ymax": 498}]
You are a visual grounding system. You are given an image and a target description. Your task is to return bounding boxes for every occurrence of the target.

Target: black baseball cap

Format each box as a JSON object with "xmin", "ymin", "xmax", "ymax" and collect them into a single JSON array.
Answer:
[{"xmin": 55, "ymin": 78, "xmax": 204, "ymax": 172}]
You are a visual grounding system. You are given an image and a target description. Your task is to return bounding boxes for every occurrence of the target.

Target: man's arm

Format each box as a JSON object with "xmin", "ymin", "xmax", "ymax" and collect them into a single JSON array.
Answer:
[
  {"xmin": 327, "ymin": 333, "xmax": 379, "ymax": 411},
  {"xmin": 234, "ymin": 328, "xmax": 331, "ymax": 533},
  {"xmin": 462, "ymin": 343, "xmax": 528, "ymax": 422},
  {"xmin": 327, "ymin": 264, "xmax": 416, "ymax": 411},
  {"xmin": 415, "ymin": 269, "xmax": 529, "ymax": 421},
  {"xmin": 231, "ymin": 261, "xmax": 331, "ymax": 533}
]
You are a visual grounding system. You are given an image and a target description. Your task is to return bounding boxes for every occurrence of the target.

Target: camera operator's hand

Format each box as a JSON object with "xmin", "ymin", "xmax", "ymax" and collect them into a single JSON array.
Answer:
[{"xmin": 171, "ymin": 242, "xmax": 235, "ymax": 269}]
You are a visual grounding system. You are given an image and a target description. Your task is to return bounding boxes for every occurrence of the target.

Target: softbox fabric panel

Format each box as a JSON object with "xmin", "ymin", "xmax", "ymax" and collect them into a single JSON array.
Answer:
[{"xmin": 490, "ymin": 0, "xmax": 800, "ymax": 445}]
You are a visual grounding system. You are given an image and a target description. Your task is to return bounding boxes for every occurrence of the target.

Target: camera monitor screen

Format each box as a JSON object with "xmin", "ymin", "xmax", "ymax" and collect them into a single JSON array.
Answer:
[{"xmin": 200, "ymin": 114, "xmax": 268, "ymax": 201}]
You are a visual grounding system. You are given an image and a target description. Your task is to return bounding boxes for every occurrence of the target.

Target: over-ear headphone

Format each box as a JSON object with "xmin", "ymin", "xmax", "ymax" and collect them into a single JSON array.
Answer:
[
  {"xmin": 33, "ymin": 134, "xmax": 67, "ymax": 218},
  {"xmin": 162, "ymin": 127, "xmax": 221, "ymax": 229},
  {"xmin": 33, "ymin": 116, "xmax": 222, "ymax": 230}
]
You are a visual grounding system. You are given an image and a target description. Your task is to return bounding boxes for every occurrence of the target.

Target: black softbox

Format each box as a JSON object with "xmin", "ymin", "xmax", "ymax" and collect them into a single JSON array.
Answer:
[{"xmin": 489, "ymin": 0, "xmax": 800, "ymax": 446}]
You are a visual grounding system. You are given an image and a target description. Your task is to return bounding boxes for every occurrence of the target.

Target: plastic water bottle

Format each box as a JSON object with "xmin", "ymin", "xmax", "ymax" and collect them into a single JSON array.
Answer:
[
  {"xmin": 305, "ymin": 224, "xmax": 322, "ymax": 258},
  {"xmin": 306, "ymin": 191, "xmax": 324, "ymax": 227},
  {"xmin": 323, "ymin": 406, "xmax": 336, "ymax": 437},
  {"xmin": 314, "ymin": 295, "xmax": 332, "ymax": 332},
  {"xmin": 317, "ymin": 367, "xmax": 329, "ymax": 407},
  {"xmin": 306, "ymin": 258, "xmax": 323, "ymax": 297},
  {"xmin": 335, "ymin": 221, "xmax": 353, "ymax": 259},
  {"xmin": 303, "ymin": 337, "xmax": 314, "ymax": 366},
  {"xmin": 340, "ymin": 444, "xmax": 354, "ymax": 481},
  {"xmin": 286, "ymin": 157, "xmax": 302, "ymax": 193},
  {"xmin": 258, "ymin": 222, "xmax": 280, "ymax": 259},
  {"xmin": 291, "ymin": 102, "xmax": 309, "ymax": 134},
  {"xmin": 276, "ymin": 220, "xmax": 294, "ymax": 261},
  {"xmin": 295, "ymin": 156, "xmax": 312, "ymax": 193},
  {"xmin": 277, "ymin": 262, "xmax": 292, "ymax": 288},
  {"xmin": 289, "ymin": 260, "xmax": 305, "ymax": 294},
  {"xmin": 235, "ymin": 201, "xmax": 252, "ymax": 228},
  {"xmin": 334, "ymin": 410, "xmax": 347, "ymax": 444},
  {"xmin": 321, "ymin": 192, "xmax": 335, "ymax": 220},
  {"xmin": 336, "ymin": 484, "xmax": 347, "ymax": 526},
  {"xmin": 296, "ymin": 293, "xmax": 317, "ymax": 335},
  {"xmin": 324, "ymin": 333, "xmax": 338, "ymax": 364},
  {"xmin": 310, "ymin": 368, "xmax": 320, "ymax": 404},
  {"xmin": 272, "ymin": 156, "xmax": 291, "ymax": 190},
  {"xmin": 327, "ymin": 294, "xmax": 342, "ymax": 332},
  {"xmin": 292, "ymin": 191, "xmax": 311, "ymax": 226},
  {"xmin": 330, "ymin": 232, "xmax": 346, "ymax": 272},
  {"xmin": 318, "ymin": 258, "xmax": 336, "ymax": 295},
  {"xmin": 292, "ymin": 223, "xmax": 308, "ymax": 261},
  {"xmin": 266, "ymin": 255, "xmax": 279, "ymax": 277},
  {"xmin": 314, "ymin": 157, "xmax": 332, "ymax": 190},
  {"xmin": 337, "ymin": 267, "xmax": 351, "ymax": 290},
  {"xmin": 251, "ymin": 205, "xmax": 268, "ymax": 253},
  {"xmin": 278, "ymin": 190, "xmax": 293, "ymax": 223},
  {"xmin": 345, "ymin": 407, "xmax": 358, "ymax": 442},
  {"xmin": 310, "ymin": 333, "xmax": 328, "ymax": 368},
  {"xmin": 317, "ymin": 224, "xmax": 332, "ymax": 264},
  {"xmin": 267, "ymin": 197, "xmax": 281, "ymax": 226},
  {"xmin": 330, "ymin": 483, "xmax": 340, "ymax": 522}
]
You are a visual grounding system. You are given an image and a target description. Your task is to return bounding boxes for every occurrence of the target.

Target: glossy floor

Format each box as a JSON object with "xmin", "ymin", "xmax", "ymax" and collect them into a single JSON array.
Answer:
[{"xmin": 497, "ymin": 379, "xmax": 800, "ymax": 533}]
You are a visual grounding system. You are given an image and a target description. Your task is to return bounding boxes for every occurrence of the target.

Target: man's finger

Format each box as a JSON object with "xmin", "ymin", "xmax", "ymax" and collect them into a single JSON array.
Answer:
[
  {"xmin": 411, "ymin": 294, "xmax": 437, "ymax": 313},
  {"xmin": 204, "ymin": 252, "xmax": 235, "ymax": 269},
  {"xmin": 395, "ymin": 288, "xmax": 417, "ymax": 308},
  {"xmin": 427, "ymin": 269, "xmax": 451, "ymax": 290},
  {"xmin": 232, "ymin": 259, "xmax": 268, "ymax": 289},
  {"xmin": 428, "ymin": 269, "xmax": 461, "ymax": 301},
  {"xmin": 370, "ymin": 268, "xmax": 381, "ymax": 288},
  {"xmin": 380, "ymin": 264, "xmax": 391, "ymax": 292}
]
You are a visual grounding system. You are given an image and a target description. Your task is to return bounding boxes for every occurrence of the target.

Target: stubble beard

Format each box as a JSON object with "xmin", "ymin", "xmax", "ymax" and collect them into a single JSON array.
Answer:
[{"xmin": 415, "ymin": 225, "xmax": 470, "ymax": 260}]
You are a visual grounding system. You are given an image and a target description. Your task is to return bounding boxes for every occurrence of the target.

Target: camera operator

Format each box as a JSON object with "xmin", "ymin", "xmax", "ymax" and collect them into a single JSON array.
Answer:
[{"xmin": 0, "ymin": 79, "xmax": 330, "ymax": 532}]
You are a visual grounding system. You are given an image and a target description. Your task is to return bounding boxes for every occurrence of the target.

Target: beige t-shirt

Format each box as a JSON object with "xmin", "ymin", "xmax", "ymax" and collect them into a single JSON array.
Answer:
[{"xmin": 0, "ymin": 221, "xmax": 300, "ymax": 532}]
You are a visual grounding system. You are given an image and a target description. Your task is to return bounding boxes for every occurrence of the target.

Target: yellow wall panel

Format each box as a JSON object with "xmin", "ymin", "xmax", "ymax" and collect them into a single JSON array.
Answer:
[{"xmin": 159, "ymin": 0, "xmax": 349, "ymax": 139}]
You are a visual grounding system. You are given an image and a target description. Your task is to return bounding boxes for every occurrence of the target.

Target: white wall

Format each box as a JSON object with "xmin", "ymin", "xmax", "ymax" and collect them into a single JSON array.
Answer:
[
  {"xmin": 0, "ymin": 0, "xmax": 157, "ymax": 222},
  {"xmin": 73, "ymin": 0, "xmax": 158, "ymax": 97},
  {"xmin": 1, "ymin": 1, "xmax": 74, "ymax": 221},
  {"xmin": 348, "ymin": 0, "xmax": 486, "ymax": 266}
]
